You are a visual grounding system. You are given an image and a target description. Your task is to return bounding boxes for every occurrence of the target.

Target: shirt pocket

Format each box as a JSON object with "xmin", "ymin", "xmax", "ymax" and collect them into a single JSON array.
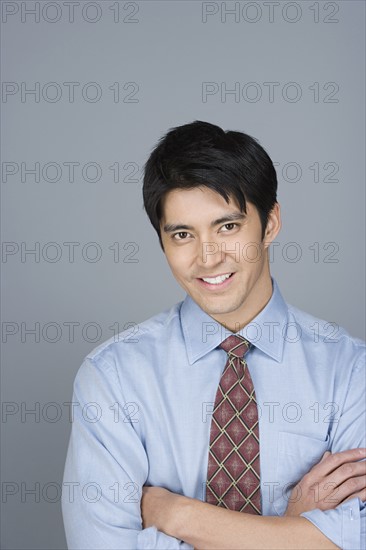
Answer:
[{"xmin": 272, "ymin": 431, "xmax": 330, "ymax": 516}]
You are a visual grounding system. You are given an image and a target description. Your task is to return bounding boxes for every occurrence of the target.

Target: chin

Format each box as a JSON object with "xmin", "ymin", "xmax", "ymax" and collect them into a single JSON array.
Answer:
[{"xmin": 201, "ymin": 300, "xmax": 238, "ymax": 315}]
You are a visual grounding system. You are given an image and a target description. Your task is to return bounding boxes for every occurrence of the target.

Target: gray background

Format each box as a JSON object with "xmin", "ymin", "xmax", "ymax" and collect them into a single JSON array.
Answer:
[{"xmin": 1, "ymin": 1, "xmax": 365, "ymax": 548}]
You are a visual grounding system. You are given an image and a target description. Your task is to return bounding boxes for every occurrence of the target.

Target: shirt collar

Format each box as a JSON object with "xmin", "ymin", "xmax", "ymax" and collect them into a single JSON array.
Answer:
[{"xmin": 180, "ymin": 277, "xmax": 288, "ymax": 365}]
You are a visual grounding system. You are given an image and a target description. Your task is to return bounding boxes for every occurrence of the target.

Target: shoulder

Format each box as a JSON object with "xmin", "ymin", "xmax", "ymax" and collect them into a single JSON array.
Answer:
[
  {"xmin": 286, "ymin": 301, "xmax": 365, "ymax": 368},
  {"xmin": 82, "ymin": 300, "xmax": 183, "ymax": 369}
]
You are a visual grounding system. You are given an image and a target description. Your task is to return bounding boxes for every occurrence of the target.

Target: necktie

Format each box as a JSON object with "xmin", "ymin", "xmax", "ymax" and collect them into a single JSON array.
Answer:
[{"xmin": 206, "ymin": 334, "xmax": 261, "ymax": 514}]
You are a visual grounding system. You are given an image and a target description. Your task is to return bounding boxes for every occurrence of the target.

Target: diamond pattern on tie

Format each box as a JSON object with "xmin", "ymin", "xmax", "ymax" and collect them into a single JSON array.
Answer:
[{"xmin": 206, "ymin": 334, "xmax": 261, "ymax": 514}]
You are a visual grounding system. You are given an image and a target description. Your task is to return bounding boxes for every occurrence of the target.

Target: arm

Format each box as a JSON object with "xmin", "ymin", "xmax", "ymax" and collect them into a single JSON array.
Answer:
[
  {"xmin": 142, "ymin": 355, "xmax": 366, "ymax": 549},
  {"xmin": 299, "ymin": 353, "xmax": 366, "ymax": 550},
  {"xmin": 142, "ymin": 490, "xmax": 337, "ymax": 550},
  {"xmin": 142, "ymin": 448, "xmax": 366, "ymax": 550},
  {"xmin": 61, "ymin": 356, "xmax": 190, "ymax": 549}
]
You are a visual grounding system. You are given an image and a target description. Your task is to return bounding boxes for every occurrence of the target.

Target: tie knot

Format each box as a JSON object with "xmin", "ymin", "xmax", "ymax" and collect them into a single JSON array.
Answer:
[{"xmin": 219, "ymin": 335, "xmax": 251, "ymax": 358}]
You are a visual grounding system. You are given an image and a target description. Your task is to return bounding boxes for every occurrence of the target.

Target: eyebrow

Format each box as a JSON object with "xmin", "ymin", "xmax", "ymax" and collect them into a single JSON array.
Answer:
[{"xmin": 162, "ymin": 212, "xmax": 246, "ymax": 233}]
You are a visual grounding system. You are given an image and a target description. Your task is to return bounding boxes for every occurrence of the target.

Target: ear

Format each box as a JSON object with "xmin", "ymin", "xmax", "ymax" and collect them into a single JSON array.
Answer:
[{"xmin": 263, "ymin": 202, "xmax": 281, "ymax": 249}]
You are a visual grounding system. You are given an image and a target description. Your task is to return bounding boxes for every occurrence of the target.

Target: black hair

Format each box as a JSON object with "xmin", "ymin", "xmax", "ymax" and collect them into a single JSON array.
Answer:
[{"xmin": 142, "ymin": 120, "xmax": 277, "ymax": 250}]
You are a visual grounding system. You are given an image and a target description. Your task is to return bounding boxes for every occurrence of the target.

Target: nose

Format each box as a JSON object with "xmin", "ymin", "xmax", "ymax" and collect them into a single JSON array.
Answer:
[{"xmin": 195, "ymin": 239, "xmax": 224, "ymax": 271}]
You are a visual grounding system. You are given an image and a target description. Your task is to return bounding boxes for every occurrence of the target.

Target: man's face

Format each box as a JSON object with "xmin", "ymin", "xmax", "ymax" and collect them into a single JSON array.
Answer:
[{"xmin": 160, "ymin": 186, "xmax": 281, "ymax": 330}]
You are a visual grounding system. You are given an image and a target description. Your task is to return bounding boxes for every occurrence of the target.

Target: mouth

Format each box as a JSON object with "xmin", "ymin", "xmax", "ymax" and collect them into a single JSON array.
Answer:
[{"xmin": 197, "ymin": 272, "xmax": 235, "ymax": 290}]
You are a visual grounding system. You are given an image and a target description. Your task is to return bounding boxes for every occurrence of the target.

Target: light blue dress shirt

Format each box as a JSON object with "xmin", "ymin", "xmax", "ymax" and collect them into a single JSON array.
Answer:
[{"xmin": 62, "ymin": 278, "xmax": 365, "ymax": 549}]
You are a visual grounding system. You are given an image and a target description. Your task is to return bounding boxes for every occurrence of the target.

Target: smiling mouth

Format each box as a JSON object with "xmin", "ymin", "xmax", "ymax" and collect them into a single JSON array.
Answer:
[{"xmin": 197, "ymin": 272, "xmax": 235, "ymax": 287}]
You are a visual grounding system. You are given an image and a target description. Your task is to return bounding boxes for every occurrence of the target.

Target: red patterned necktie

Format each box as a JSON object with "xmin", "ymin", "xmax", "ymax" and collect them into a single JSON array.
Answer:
[{"xmin": 206, "ymin": 334, "xmax": 261, "ymax": 514}]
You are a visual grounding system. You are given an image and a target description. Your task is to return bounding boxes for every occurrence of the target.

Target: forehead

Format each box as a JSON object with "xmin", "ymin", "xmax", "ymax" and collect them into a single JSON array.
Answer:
[{"xmin": 160, "ymin": 186, "xmax": 242, "ymax": 220}]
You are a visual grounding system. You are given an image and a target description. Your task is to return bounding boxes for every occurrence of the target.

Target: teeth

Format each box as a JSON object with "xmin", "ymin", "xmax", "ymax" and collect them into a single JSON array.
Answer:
[{"xmin": 202, "ymin": 273, "xmax": 231, "ymax": 285}]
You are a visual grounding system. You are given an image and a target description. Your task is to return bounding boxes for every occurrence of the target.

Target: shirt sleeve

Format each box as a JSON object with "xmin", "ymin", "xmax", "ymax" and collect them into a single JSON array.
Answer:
[
  {"xmin": 300, "ymin": 353, "xmax": 366, "ymax": 550},
  {"xmin": 61, "ymin": 356, "xmax": 191, "ymax": 549}
]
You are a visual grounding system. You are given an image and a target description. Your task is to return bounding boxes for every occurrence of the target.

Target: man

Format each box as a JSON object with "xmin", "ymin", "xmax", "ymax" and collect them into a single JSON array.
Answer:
[{"xmin": 62, "ymin": 121, "xmax": 365, "ymax": 549}]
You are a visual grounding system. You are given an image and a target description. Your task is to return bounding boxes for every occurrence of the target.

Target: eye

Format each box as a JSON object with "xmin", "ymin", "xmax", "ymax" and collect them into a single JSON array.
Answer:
[
  {"xmin": 172, "ymin": 231, "xmax": 190, "ymax": 240},
  {"xmin": 220, "ymin": 223, "xmax": 238, "ymax": 232}
]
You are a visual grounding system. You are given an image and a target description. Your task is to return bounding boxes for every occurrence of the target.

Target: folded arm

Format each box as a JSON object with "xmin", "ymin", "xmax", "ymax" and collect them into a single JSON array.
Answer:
[
  {"xmin": 144, "ymin": 492, "xmax": 337, "ymax": 550},
  {"xmin": 142, "ymin": 353, "xmax": 366, "ymax": 549},
  {"xmin": 142, "ymin": 448, "xmax": 366, "ymax": 550}
]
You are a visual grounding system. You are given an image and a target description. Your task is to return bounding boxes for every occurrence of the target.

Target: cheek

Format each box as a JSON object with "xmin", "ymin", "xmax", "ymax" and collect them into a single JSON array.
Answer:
[
  {"xmin": 244, "ymin": 243, "xmax": 266, "ymax": 265},
  {"xmin": 165, "ymin": 250, "xmax": 187, "ymax": 276}
]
